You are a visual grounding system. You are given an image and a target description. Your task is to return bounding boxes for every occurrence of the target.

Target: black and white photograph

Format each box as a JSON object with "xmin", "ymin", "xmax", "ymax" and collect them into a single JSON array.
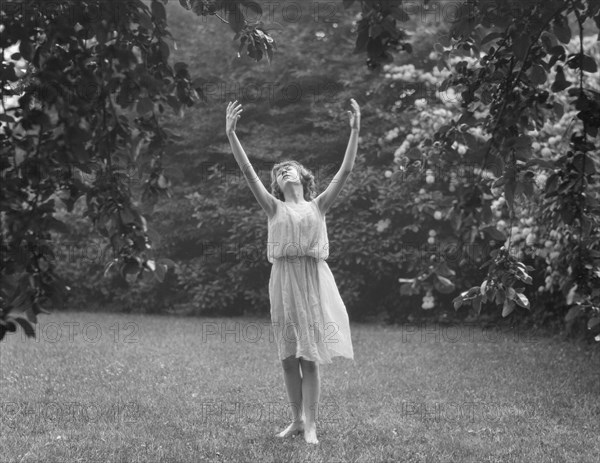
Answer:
[{"xmin": 1, "ymin": 0, "xmax": 599, "ymax": 462}]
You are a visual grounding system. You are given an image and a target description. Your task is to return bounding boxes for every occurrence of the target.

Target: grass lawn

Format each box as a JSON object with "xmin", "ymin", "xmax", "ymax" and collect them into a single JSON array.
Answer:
[{"xmin": 1, "ymin": 310, "xmax": 599, "ymax": 463}]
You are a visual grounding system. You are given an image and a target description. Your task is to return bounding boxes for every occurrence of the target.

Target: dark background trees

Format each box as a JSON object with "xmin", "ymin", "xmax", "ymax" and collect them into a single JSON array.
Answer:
[{"xmin": 2, "ymin": 0, "xmax": 599, "ymax": 342}]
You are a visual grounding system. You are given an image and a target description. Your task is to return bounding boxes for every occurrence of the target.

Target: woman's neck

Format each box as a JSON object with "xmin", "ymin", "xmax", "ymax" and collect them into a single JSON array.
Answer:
[{"xmin": 282, "ymin": 185, "xmax": 306, "ymax": 204}]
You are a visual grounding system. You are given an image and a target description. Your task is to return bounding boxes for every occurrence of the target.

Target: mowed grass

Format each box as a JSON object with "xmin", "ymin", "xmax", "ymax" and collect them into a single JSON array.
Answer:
[{"xmin": 1, "ymin": 311, "xmax": 599, "ymax": 463}]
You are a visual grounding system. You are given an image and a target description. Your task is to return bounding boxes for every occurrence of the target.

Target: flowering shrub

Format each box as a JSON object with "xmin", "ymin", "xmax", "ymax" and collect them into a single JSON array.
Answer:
[{"xmin": 375, "ymin": 26, "xmax": 600, "ymax": 338}]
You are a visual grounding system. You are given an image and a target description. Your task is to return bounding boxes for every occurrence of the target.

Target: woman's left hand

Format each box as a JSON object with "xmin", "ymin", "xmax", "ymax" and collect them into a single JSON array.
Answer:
[{"xmin": 348, "ymin": 98, "xmax": 361, "ymax": 131}]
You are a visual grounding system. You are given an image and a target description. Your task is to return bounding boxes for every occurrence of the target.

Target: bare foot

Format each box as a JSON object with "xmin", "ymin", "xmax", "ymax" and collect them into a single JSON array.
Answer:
[
  {"xmin": 303, "ymin": 422, "xmax": 319, "ymax": 444},
  {"xmin": 276, "ymin": 420, "xmax": 304, "ymax": 438}
]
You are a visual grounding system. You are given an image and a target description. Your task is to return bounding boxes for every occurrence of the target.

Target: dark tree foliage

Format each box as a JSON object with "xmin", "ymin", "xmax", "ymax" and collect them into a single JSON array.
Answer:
[
  {"xmin": 0, "ymin": 0, "xmax": 273, "ymax": 338},
  {"xmin": 440, "ymin": 0, "xmax": 600, "ymax": 327}
]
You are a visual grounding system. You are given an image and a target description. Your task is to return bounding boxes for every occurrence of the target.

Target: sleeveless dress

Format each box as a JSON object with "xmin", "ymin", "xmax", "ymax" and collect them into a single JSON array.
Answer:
[{"xmin": 267, "ymin": 198, "xmax": 354, "ymax": 364}]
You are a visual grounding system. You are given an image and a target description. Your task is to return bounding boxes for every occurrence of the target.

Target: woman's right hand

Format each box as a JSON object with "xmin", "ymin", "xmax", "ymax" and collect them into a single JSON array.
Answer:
[{"xmin": 226, "ymin": 100, "xmax": 243, "ymax": 136}]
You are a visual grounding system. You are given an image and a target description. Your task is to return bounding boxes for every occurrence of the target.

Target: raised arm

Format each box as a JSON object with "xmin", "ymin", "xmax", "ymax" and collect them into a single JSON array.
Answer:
[
  {"xmin": 315, "ymin": 98, "xmax": 361, "ymax": 215},
  {"xmin": 226, "ymin": 101, "xmax": 277, "ymax": 218}
]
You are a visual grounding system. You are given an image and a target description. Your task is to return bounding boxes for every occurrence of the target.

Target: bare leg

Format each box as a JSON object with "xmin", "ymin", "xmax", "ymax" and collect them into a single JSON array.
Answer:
[
  {"xmin": 276, "ymin": 355, "xmax": 304, "ymax": 438},
  {"xmin": 299, "ymin": 357, "xmax": 320, "ymax": 444}
]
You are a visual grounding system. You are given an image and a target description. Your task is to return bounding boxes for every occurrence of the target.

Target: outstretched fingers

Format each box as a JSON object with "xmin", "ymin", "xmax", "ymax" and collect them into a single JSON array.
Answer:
[
  {"xmin": 227, "ymin": 102, "xmax": 243, "ymax": 119},
  {"xmin": 227, "ymin": 100, "xmax": 242, "ymax": 111}
]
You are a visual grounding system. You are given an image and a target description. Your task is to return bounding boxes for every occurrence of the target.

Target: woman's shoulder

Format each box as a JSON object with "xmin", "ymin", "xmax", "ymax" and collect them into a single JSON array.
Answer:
[{"xmin": 311, "ymin": 197, "xmax": 325, "ymax": 217}]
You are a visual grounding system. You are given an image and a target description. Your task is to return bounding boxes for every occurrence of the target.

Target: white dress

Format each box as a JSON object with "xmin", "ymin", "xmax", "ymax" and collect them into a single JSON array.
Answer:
[{"xmin": 267, "ymin": 198, "xmax": 354, "ymax": 364}]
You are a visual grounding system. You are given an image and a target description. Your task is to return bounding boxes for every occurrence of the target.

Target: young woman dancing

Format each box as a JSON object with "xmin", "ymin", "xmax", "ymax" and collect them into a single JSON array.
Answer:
[{"xmin": 226, "ymin": 98, "xmax": 360, "ymax": 444}]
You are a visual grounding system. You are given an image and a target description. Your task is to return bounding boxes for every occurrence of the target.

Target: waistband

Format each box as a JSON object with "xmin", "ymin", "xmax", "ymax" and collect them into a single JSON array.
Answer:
[{"xmin": 271, "ymin": 255, "xmax": 322, "ymax": 263}]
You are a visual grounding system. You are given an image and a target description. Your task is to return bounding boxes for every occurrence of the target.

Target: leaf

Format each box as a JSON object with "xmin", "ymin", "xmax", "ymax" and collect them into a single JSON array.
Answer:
[
  {"xmin": 151, "ymin": 0, "xmax": 166, "ymax": 21},
  {"xmin": 354, "ymin": 23, "xmax": 369, "ymax": 53},
  {"xmin": 526, "ymin": 157, "xmax": 555, "ymax": 169},
  {"xmin": 25, "ymin": 307, "xmax": 38, "ymax": 324},
  {"xmin": 481, "ymin": 31, "xmax": 503, "ymax": 46},
  {"xmin": 165, "ymin": 95, "xmax": 182, "ymax": 114},
  {"xmin": 158, "ymin": 258, "xmax": 176, "ymax": 268},
  {"xmin": 481, "ymin": 225, "xmax": 506, "ymax": 241},
  {"xmin": 405, "ymin": 147, "xmax": 421, "ymax": 160},
  {"xmin": 155, "ymin": 263, "xmax": 167, "ymax": 282},
  {"xmin": 400, "ymin": 284, "xmax": 416, "ymax": 296},
  {"xmin": 137, "ymin": 97, "xmax": 154, "ymax": 115},
  {"xmin": 369, "ymin": 23, "xmax": 383, "ymax": 38},
  {"xmin": 513, "ymin": 292, "xmax": 530, "ymax": 309},
  {"xmin": 47, "ymin": 217, "xmax": 70, "ymax": 234},
  {"xmin": 19, "ymin": 39, "xmax": 33, "ymax": 61},
  {"xmin": 132, "ymin": 135, "xmax": 145, "ymax": 161},
  {"xmin": 502, "ymin": 299, "xmax": 515, "ymax": 317},
  {"xmin": 15, "ymin": 317, "xmax": 36, "ymax": 338},
  {"xmin": 227, "ymin": 5, "xmax": 245, "ymax": 33},
  {"xmin": 390, "ymin": 6, "xmax": 410, "ymax": 22},
  {"xmin": 495, "ymin": 287, "xmax": 505, "ymax": 305},
  {"xmin": 553, "ymin": 101, "xmax": 564, "ymax": 118},
  {"xmin": 516, "ymin": 268, "xmax": 533, "ymax": 285},
  {"xmin": 565, "ymin": 305, "xmax": 582, "ymax": 322},
  {"xmin": 138, "ymin": 11, "xmax": 154, "ymax": 30},
  {"xmin": 480, "ymin": 280, "xmax": 487, "ymax": 295},
  {"xmin": 123, "ymin": 261, "xmax": 140, "ymax": 276},
  {"xmin": 512, "ymin": 35, "xmax": 528, "ymax": 61},
  {"xmin": 553, "ymin": 18, "xmax": 571, "ymax": 44},
  {"xmin": 241, "ymin": 0, "xmax": 262, "ymax": 15},
  {"xmin": 528, "ymin": 64, "xmax": 546, "ymax": 85},
  {"xmin": 581, "ymin": 54, "xmax": 598, "ymax": 73},
  {"xmin": 506, "ymin": 286, "xmax": 516, "ymax": 300},
  {"xmin": 472, "ymin": 295, "xmax": 482, "ymax": 314},
  {"xmin": 584, "ymin": 155, "xmax": 597, "ymax": 174},
  {"xmin": 548, "ymin": 45, "xmax": 566, "ymax": 67},
  {"xmin": 541, "ymin": 31, "xmax": 558, "ymax": 52},
  {"xmin": 157, "ymin": 174, "xmax": 169, "ymax": 188},
  {"xmin": 435, "ymin": 262, "xmax": 456, "ymax": 278},
  {"xmin": 120, "ymin": 207, "xmax": 135, "ymax": 224},
  {"xmin": 435, "ymin": 275, "xmax": 455, "ymax": 293},
  {"xmin": 159, "ymin": 41, "xmax": 170, "ymax": 61},
  {"xmin": 492, "ymin": 176, "xmax": 506, "ymax": 188}
]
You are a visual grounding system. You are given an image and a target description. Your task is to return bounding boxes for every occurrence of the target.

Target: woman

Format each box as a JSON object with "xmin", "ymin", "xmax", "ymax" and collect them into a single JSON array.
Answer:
[{"xmin": 225, "ymin": 98, "xmax": 360, "ymax": 444}]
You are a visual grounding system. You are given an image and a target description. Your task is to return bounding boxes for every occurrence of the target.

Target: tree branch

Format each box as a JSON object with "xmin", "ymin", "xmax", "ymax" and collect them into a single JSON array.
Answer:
[{"xmin": 482, "ymin": 3, "xmax": 569, "ymax": 168}]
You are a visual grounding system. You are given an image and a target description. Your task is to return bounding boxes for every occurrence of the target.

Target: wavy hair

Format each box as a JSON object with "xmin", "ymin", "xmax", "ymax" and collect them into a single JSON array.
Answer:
[{"xmin": 270, "ymin": 160, "xmax": 317, "ymax": 202}]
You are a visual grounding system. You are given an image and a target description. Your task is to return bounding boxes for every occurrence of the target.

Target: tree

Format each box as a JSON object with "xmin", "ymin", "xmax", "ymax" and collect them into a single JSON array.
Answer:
[
  {"xmin": 438, "ymin": 0, "xmax": 600, "ymax": 331},
  {"xmin": 0, "ymin": 0, "xmax": 277, "ymax": 339}
]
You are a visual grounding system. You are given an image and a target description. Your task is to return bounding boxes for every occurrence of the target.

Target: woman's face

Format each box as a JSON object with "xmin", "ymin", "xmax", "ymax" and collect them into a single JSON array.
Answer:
[{"xmin": 276, "ymin": 164, "xmax": 301, "ymax": 190}]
